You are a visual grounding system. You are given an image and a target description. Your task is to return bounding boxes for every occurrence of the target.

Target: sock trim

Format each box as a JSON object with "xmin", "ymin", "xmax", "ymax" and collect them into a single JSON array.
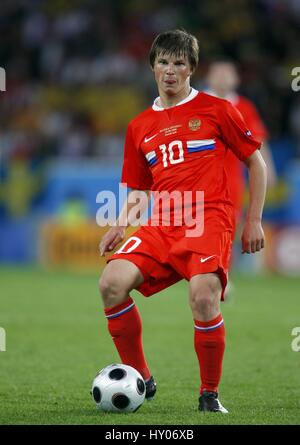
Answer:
[
  {"xmin": 194, "ymin": 319, "xmax": 224, "ymax": 332},
  {"xmin": 105, "ymin": 302, "xmax": 135, "ymax": 319}
]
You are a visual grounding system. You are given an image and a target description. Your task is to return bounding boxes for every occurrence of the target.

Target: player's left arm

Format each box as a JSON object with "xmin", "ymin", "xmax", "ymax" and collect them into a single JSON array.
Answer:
[
  {"xmin": 241, "ymin": 99, "xmax": 277, "ymax": 188},
  {"xmin": 241, "ymin": 150, "xmax": 267, "ymax": 254},
  {"xmin": 260, "ymin": 141, "xmax": 277, "ymax": 188},
  {"xmin": 217, "ymin": 99, "xmax": 267, "ymax": 253}
]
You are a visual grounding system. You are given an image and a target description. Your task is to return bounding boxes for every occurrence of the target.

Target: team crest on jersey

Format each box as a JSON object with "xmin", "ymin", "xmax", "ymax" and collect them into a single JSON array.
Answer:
[{"xmin": 188, "ymin": 118, "xmax": 201, "ymax": 131}]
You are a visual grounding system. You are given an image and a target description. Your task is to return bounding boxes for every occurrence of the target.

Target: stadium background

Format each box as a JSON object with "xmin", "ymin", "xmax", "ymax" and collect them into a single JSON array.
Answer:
[{"xmin": 1, "ymin": 0, "xmax": 300, "ymax": 425}]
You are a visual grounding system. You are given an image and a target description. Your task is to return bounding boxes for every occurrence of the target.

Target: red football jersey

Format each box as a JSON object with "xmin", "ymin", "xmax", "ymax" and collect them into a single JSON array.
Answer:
[
  {"xmin": 223, "ymin": 93, "xmax": 268, "ymax": 216},
  {"xmin": 121, "ymin": 89, "xmax": 261, "ymax": 231}
]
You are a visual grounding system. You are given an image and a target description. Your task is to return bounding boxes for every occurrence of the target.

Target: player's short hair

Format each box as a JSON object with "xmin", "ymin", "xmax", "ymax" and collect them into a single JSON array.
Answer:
[{"xmin": 149, "ymin": 29, "xmax": 199, "ymax": 73}]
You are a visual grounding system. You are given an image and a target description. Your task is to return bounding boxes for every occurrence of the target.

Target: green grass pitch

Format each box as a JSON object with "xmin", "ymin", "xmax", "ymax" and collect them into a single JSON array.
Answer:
[{"xmin": 0, "ymin": 266, "xmax": 299, "ymax": 425}]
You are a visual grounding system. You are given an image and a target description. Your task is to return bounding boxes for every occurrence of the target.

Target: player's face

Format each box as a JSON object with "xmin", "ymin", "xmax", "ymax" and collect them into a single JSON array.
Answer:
[
  {"xmin": 153, "ymin": 53, "xmax": 192, "ymax": 98},
  {"xmin": 206, "ymin": 62, "xmax": 240, "ymax": 96}
]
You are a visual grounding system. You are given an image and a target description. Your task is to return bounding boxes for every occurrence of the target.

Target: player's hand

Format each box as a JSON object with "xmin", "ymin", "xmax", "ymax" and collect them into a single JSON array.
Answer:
[
  {"xmin": 241, "ymin": 219, "xmax": 265, "ymax": 254},
  {"xmin": 99, "ymin": 226, "xmax": 126, "ymax": 256}
]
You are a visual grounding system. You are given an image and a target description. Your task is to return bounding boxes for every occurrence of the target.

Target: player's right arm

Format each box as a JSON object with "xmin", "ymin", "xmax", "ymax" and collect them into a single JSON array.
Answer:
[
  {"xmin": 100, "ymin": 119, "xmax": 153, "ymax": 256},
  {"xmin": 99, "ymin": 189, "xmax": 150, "ymax": 256}
]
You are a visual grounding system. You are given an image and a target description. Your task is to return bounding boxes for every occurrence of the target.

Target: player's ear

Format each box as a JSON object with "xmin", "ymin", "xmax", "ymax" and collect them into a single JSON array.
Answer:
[{"xmin": 188, "ymin": 62, "xmax": 194, "ymax": 77}]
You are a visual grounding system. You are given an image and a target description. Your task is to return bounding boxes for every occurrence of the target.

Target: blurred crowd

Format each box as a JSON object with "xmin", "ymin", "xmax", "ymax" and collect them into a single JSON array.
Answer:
[{"xmin": 0, "ymin": 0, "xmax": 300, "ymax": 165}]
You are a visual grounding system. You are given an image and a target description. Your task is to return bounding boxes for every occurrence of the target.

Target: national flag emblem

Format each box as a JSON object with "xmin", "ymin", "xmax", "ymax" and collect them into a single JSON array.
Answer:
[
  {"xmin": 187, "ymin": 139, "xmax": 216, "ymax": 153},
  {"xmin": 145, "ymin": 150, "xmax": 157, "ymax": 166}
]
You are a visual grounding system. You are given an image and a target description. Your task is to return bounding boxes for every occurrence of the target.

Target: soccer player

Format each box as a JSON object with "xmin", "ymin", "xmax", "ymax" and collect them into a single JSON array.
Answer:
[
  {"xmin": 99, "ymin": 30, "xmax": 267, "ymax": 413},
  {"xmin": 205, "ymin": 60, "xmax": 276, "ymax": 224}
]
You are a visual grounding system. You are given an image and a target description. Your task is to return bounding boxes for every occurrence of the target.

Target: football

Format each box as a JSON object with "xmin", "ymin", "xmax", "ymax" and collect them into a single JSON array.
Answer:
[{"xmin": 91, "ymin": 364, "xmax": 146, "ymax": 413}]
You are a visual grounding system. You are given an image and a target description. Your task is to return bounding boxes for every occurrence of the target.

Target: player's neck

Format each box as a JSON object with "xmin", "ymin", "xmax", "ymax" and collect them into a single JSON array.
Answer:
[{"xmin": 158, "ymin": 85, "xmax": 192, "ymax": 109}]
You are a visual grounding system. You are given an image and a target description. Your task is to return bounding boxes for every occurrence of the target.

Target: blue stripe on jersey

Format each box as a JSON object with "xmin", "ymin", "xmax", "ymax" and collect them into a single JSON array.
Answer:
[
  {"xmin": 146, "ymin": 150, "xmax": 157, "ymax": 166},
  {"xmin": 187, "ymin": 143, "xmax": 216, "ymax": 153},
  {"xmin": 148, "ymin": 157, "xmax": 157, "ymax": 166}
]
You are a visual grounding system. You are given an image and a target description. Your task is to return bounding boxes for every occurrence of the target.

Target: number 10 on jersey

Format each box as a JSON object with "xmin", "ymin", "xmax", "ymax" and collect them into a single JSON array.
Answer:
[{"xmin": 159, "ymin": 140, "xmax": 184, "ymax": 167}]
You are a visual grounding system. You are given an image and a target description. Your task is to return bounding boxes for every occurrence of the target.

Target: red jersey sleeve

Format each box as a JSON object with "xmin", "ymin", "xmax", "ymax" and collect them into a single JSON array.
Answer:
[
  {"xmin": 121, "ymin": 123, "xmax": 153, "ymax": 190},
  {"xmin": 217, "ymin": 100, "xmax": 262, "ymax": 161}
]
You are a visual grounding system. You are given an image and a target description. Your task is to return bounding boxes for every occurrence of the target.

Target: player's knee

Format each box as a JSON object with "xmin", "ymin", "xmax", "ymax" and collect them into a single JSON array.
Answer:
[
  {"xmin": 190, "ymin": 278, "xmax": 221, "ymax": 315},
  {"xmin": 190, "ymin": 291, "xmax": 214, "ymax": 314},
  {"xmin": 99, "ymin": 269, "xmax": 128, "ymax": 307}
]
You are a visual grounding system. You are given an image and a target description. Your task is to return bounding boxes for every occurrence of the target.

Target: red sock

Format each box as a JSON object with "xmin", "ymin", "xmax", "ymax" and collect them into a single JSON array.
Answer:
[
  {"xmin": 104, "ymin": 297, "xmax": 151, "ymax": 381},
  {"xmin": 194, "ymin": 313, "xmax": 225, "ymax": 394}
]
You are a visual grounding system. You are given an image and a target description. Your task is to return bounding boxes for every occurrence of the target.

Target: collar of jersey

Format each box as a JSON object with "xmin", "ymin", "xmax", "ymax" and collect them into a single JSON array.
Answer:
[
  {"xmin": 152, "ymin": 87, "xmax": 199, "ymax": 111},
  {"xmin": 204, "ymin": 88, "xmax": 239, "ymax": 105}
]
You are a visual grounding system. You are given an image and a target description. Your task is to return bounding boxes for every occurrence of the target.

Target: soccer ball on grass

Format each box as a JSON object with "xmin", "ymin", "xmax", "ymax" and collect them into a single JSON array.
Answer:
[{"xmin": 91, "ymin": 364, "xmax": 146, "ymax": 413}]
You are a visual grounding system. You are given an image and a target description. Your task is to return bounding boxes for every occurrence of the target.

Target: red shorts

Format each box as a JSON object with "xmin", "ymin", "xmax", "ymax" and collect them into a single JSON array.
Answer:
[{"xmin": 108, "ymin": 222, "xmax": 233, "ymax": 301}]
